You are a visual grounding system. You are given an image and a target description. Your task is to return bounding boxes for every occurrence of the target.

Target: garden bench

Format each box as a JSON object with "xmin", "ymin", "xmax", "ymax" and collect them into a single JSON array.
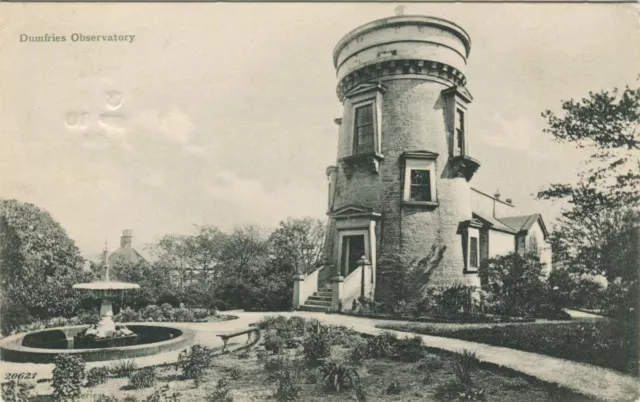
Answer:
[{"xmin": 216, "ymin": 327, "xmax": 260, "ymax": 352}]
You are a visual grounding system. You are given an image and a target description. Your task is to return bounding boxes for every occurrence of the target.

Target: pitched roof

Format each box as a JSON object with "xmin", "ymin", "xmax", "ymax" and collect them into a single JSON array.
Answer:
[
  {"xmin": 498, "ymin": 214, "xmax": 541, "ymax": 232},
  {"xmin": 108, "ymin": 246, "xmax": 149, "ymax": 266},
  {"xmin": 472, "ymin": 212, "xmax": 517, "ymax": 234}
]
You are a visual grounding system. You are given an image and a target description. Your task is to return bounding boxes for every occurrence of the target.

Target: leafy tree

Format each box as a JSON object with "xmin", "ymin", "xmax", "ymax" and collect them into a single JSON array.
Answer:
[
  {"xmin": 270, "ymin": 217, "xmax": 325, "ymax": 275},
  {"xmin": 537, "ymin": 85, "xmax": 639, "ymax": 315},
  {"xmin": 0, "ymin": 200, "xmax": 93, "ymax": 333}
]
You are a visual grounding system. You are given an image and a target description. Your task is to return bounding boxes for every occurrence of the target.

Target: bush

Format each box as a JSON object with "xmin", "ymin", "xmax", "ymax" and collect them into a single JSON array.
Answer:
[
  {"xmin": 157, "ymin": 294, "xmax": 180, "ymax": 308},
  {"xmin": 435, "ymin": 380, "xmax": 486, "ymax": 402},
  {"xmin": 52, "ymin": 354, "xmax": 86, "ymax": 401},
  {"xmin": 317, "ymin": 360, "xmax": 360, "ymax": 392},
  {"xmin": 110, "ymin": 359, "xmax": 138, "ymax": 378},
  {"xmin": 385, "ymin": 380, "xmax": 402, "ymax": 395},
  {"xmin": 257, "ymin": 316, "xmax": 289, "ymax": 331},
  {"xmin": 453, "ymin": 349, "xmax": 479, "ymax": 385},
  {"xmin": 348, "ymin": 338, "xmax": 368, "ymax": 365},
  {"xmin": 129, "ymin": 367, "xmax": 156, "ymax": 389},
  {"xmin": 76, "ymin": 311, "xmax": 100, "ymax": 325},
  {"xmin": 206, "ymin": 378, "xmax": 233, "ymax": 402},
  {"xmin": 302, "ymin": 324, "xmax": 331, "ymax": 366},
  {"xmin": 287, "ymin": 317, "xmax": 306, "ymax": 337},
  {"xmin": 435, "ymin": 284, "xmax": 474, "ymax": 315},
  {"xmin": 177, "ymin": 344, "xmax": 213, "ymax": 387},
  {"xmin": 122, "ymin": 396, "xmax": 139, "ymax": 402},
  {"xmin": 366, "ymin": 331, "xmax": 397, "ymax": 358},
  {"xmin": 94, "ymin": 395, "xmax": 120, "ymax": 402},
  {"xmin": 146, "ymin": 384, "xmax": 182, "ymax": 402},
  {"xmin": 394, "ymin": 336, "xmax": 424, "ymax": 362},
  {"xmin": 264, "ymin": 355, "xmax": 289, "ymax": 382},
  {"xmin": 274, "ymin": 369, "xmax": 300, "ymax": 402},
  {"xmin": 85, "ymin": 366, "xmax": 110, "ymax": 387},
  {"xmin": 263, "ymin": 333, "xmax": 286, "ymax": 354},
  {"xmin": 228, "ymin": 367, "xmax": 241, "ymax": 380},
  {"xmin": 191, "ymin": 308, "xmax": 211, "ymax": 320},
  {"xmin": 172, "ymin": 308, "xmax": 195, "ymax": 322},
  {"xmin": 1, "ymin": 380, "xmax": 34, "ymax": 402},
  {"xmin": 416, "ymin": 355, "xmax": 444, "ymax": 372},
  {"xmin": 115, "ymin": 307, "xmax": 142, "ymax": 323},
  {"xmin": 141, "ymin": 305, "xmax": 164, "ymax": 322}
]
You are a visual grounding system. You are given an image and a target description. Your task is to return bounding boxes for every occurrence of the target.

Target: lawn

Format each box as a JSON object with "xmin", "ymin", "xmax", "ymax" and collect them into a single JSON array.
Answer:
[
  {"xmin": 377, "ymin": 319, "xmax": 638, "ymax": 376},
  {"xmin": 20, "ymin": 317, "xmax": 597, "ymax": 402}
]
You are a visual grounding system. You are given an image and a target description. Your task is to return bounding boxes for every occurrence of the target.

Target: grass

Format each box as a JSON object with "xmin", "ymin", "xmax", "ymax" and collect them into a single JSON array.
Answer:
[
  {"xmin": 25, "ymin": 317, "xmax": 598, "ymax": 402},
  {"xmin": 377, "ymin": 320, "xmax": 638, "ymax": 375}
]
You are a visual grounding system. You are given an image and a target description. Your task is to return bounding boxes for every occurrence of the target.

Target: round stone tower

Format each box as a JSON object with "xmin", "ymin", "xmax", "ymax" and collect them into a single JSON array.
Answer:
[{"xmin": 324, "ymin": 13, "xmax": 481, "ymax": 302}]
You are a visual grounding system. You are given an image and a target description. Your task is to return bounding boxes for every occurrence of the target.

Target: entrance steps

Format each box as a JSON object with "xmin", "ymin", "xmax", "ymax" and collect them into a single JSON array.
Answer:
[{"xmin": 299, "ymin": 285, "xmax": 332, "ymax": 312}]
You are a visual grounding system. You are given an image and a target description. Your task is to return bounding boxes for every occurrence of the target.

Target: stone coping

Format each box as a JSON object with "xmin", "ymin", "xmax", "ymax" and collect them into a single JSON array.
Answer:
[{"xmin": 0, "ymin": 323, "xmax": 196, "ymax": 364}]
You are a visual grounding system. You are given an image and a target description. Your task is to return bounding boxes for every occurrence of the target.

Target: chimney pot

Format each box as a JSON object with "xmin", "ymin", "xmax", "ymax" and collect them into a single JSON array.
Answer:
[
  {"xmin": 506, "ymin": 198, "xmax": 512, "ymax": 204},
  {"xmin": 120, "ymin": 229, "xmax": 133, "ymax": 248},
  {"xmin": 494, "ymin": 189, "xmax": 501, "ymax": 200}
]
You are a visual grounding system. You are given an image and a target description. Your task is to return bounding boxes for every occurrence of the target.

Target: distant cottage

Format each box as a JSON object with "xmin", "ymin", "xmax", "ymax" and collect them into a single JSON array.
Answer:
[
  {"xmin": 293, "ymin": 13, "xmax": 551, "ymax": 312},
  {"xmin": 108, "ymin": 230, "xmax": 149, "ymax": 267}
]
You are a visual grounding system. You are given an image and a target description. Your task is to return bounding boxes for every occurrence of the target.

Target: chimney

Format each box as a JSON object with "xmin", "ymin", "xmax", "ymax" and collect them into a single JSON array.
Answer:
[
  {"xmin": 494, "ymin": 189, "xmax": 501, "ymax": 200},
  {"xmin": 394, "ymin": 5, "xmax": 406, "ymax": 16},
  {"xmin": 120, "ymin": 229, "xmax": 133, "ymax": 248}
]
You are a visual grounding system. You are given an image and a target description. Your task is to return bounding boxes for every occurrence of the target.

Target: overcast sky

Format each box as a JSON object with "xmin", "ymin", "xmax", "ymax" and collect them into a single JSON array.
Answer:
[{"xmin": 1, "ymin": 3, "xmax": 638, "ymax": 260}]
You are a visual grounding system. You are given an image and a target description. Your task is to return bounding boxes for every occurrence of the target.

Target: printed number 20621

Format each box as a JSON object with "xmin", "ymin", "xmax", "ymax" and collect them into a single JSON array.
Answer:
[{"xmin": 4, "ymin": 373, "xmax": 37, "ymax": 380}]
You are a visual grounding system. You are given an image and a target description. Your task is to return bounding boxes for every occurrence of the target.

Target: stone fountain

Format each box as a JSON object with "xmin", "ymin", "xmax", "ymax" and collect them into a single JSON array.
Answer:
[{"xmin": 72, "ymin": 243, "xmax": 140, "ymax": 348}]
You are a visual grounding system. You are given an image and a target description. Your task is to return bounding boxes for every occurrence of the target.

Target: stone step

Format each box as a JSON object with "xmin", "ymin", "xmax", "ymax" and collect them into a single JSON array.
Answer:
[
  {"xmin": 305, "ymin": 299, "xmax": 332, "ymax": 307},
  {"xmin": 299, "ymin": 304, "xmax": 330, "ymax": 312},
  {"xmin": 309, "ymin": 293, "xmax": 331, "ymax": 301},
  {"xmin": 316, "ymin": 291, "xmax": 333, "ymax": 296}
]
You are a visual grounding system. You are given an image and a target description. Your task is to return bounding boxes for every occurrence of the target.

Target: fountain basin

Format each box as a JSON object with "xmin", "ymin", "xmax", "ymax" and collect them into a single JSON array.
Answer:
[{"xmin": 0, "ymin": 323, "xmax": 195, "ymax": 363}]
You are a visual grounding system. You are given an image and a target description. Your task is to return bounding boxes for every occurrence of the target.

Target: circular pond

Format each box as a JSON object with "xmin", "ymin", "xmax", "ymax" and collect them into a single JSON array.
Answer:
[{"xmin": 0, "ymin": 323, "xmax": 195, "ymax": 363}]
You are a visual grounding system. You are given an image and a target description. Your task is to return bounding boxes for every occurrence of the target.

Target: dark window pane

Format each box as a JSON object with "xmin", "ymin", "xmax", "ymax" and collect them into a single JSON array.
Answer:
[
  {"xmin": 354, "ymin": 105, "xmax": 375, "ymax": 154},
  {"xmin": 409, "ymin": 169, "xmax": 431, "ymax": 201},
  {"xmin": 470, "ymin": 236, "xmax": 478, "ymax": 268}
]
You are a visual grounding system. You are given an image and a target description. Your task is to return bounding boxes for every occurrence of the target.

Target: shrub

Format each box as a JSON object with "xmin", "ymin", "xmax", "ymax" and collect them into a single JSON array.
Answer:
[
  {"xmin": 160, "ymin": 304, "xmax": 175, "ymax": 320},
  {"xmin": 435, "ymin": 284, "xmax": 474, "ymax": 315},
  {"xmin": 1, "ymin": 380, "xmax": 34, "ymax": 402},
  {"xmin": 354, "ymin": 384, "xmax": 367, "ymax": 402},
  {"xmin": 394, "ymin": 336, "xmax": 424, "ymax": 362},
  {"xmin": 191, "ymin": 308, "xmax": 211, "ymax": 321},
  {"xmin": 385, "ymin": 380, "xmax": 402, "ymax": 395},
  {"xmin": 85, "ymin": 366, "xmax": 110, "ymax": 387},
  {"xmin": 435, "ymin": 380, "xmax": 486, "ymax": 402},
  {"xmin": 287, "ymin": 317, "xmax": 306, "ymax": 337},
  {"xmin": 110, "ymin": 359, "xmax": 138, "ymax": 378},
  {"xmin": 157, "ymin": 294, "xmax": 180, "ymax": 308},
  {"xmin": 453, "ymin": 350, "xmax": 479, "ymax": 385},
  {"xmin": 122, "ymin": 397, "xmax": 139, "ymax": 402},
  {"xmin": 325, "ymin": 325, "xmax": 358, "ymax": 346},
  {"xmin": 237, "ymin": 349, "xmax": 250, "ymax": 360},
  {"xmin": 146, "ymin": 384, "xmax": 182, "ymax": 402},
  {"xmin": 172, "ymin": 308, "xmax": 195, "ymax": 322},
  {"xmin": 206, "ymin": 378, "xmax": 233, "ymax": 402},
  {"xmin": 47, "ymin": 316, "xmax": 70, "ymax": 328},
  {"xmin": 129, "ymin": 367, "xmax": 156, "ymax": 389},
  {"xmin": 348, "ymin": 338, "xmax": 368, "ymax": 365},
  {"xmin": 94, "ymin": 395, "xmax": 119, "ymax": 402},
  {"xmin": 257, "ymin": 315, "xmax": 288, "ymax": 331},
  {"xmin": 141, "ymin": 305, "xmax": 164, "ymax": 322},
  {"xmin": 52, "ymin": 354, "xmax": 86, "ymax": 401},
  {"xmin": 115, "ymin": 307, "xmax": 142, "ymax": 323},
  {"xmin": 317, "ymin": 360, "xmax": 361, "ymax": 392},
  {"xmin": 302, "ymin": 324, "xmax": 331, "ymax": 366},
  {"xmin": 366, "ymin": 331, "xmax": 397, "ymax": 358},
  {"xmin": 264, "ymin": 355, "xmax": 289, "ymax": 382},
  {"xmin": 274, "ymin": 369, "xmax": 300, "ymax": 402},
  {"xmin": 76, "ymin": 311, "xmax": 100, "ymax": 325},
  {"xmin": 177, "ymin": 344, "xmax": 213, "ymax": 387},
  {"xmin": 263, "ymin": 333, "xmax": 286, "ymax": 354},
  {"xmin": 228, "ymin": 367, "xmax": 241, "ymax": 380},
  {"xmin": 417, "ymin": 355, "xmax": 444, "ymax": 372}
]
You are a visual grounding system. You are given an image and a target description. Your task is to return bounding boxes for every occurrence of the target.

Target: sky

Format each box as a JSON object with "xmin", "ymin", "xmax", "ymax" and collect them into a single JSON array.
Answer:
[{"xmin": 0, "ymin": 3, "xmax": 638, "ymax": 260}]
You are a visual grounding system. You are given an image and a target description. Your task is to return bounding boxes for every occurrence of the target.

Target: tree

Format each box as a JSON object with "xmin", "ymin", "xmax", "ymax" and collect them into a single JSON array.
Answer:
[
  {"xmin": 0, "ymin": 200, "xmax": 93, "ymax": 332},
  {"xmin": 537, "ymin": 85, "xmax": 640, "ymax": 315},
  {"xmin": 148, "ymin": 225, "xmax": 227, "ymax": 291},
  {"xmin": 270, "ymin": 217, "xmax": 326, "ymax": 275},
  {"xmin": 538, "ymin": 85, "xmax": 639, "ymax": 214}
]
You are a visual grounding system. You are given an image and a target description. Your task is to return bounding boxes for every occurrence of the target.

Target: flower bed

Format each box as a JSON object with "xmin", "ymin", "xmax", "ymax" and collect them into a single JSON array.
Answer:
[{"xmin": 337, "ymin": 310, "xmax": 536, "ymax": 324}]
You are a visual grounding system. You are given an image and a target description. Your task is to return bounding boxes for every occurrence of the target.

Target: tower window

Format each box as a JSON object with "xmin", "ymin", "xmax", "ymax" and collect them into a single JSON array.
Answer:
[
  {"xmin": 354, "ymin": 104, "xmax": 375, "ymax": 154},
  {"xmin": 469, "ymin": 236, "xmax": 478, "ymax": 268},
  {"xmin": 409, "ymin": 169, "xmax": 431, "ymax": 201},
  {"xmin": 456, "ymin": 108, "xmax": 465, "ymax": 155}
]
